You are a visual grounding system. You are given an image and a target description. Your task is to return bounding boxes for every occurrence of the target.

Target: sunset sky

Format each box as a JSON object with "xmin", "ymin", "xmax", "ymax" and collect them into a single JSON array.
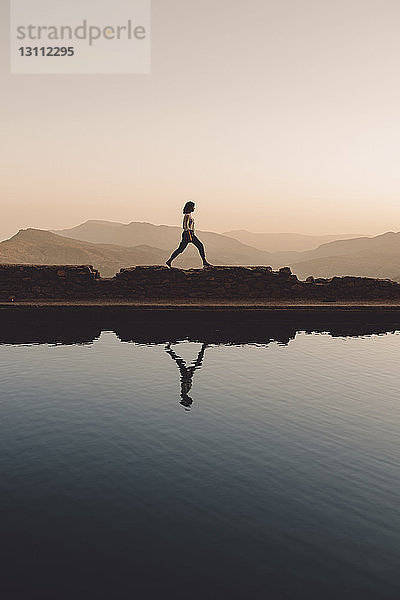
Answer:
[{"xmin": 1, "ymin": 0, "xmax": 400, "ymax": 240}]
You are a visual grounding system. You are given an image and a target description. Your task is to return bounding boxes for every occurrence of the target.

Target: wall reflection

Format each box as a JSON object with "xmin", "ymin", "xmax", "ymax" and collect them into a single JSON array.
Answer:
[{"xmin": 0, "ymin": 307, "xmax": 399, "ymax": 346}]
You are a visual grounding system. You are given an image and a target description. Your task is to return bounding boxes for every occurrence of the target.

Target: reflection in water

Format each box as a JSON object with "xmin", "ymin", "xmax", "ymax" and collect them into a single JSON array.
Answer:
[
  {"xmin": 2, "ymin": 312, "xmax": 400, "ymax": 599},
  {"xmin": 1, "ymin": 307, "xmax": 400, "ymax": 346},
  {"xmin": 165, "ymin": 343, "xmax": 207, "ymax": 410}
]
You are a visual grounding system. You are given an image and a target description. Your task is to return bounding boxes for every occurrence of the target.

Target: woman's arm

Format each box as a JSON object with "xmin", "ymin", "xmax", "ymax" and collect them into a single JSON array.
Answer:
[{"xmin": 183, "ymin": 213, "xmax": 190, "ymax": 230}]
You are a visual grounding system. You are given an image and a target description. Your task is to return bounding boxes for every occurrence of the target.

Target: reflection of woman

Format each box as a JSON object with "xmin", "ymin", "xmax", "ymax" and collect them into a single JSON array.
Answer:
[
  {"xmin": 166, "ymin": 201, "xmax": 212, "ymax": 268},
  {"xmin": 165, "ymin": 343, "xmax": 207, "ymax": 409}
]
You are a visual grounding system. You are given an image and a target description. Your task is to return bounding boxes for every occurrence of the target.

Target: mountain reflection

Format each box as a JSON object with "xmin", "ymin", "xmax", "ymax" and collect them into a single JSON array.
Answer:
[
  {"xmin": 165, "ymin": 343, "xmax": 207, "ymax": 410},
  {"xmin": 0, "ymin": 307, "xmax": 400, "ymax": 345}
]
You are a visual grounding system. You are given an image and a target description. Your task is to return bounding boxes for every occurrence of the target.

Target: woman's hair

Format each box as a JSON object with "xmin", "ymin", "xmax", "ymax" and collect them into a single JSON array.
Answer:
[{"xmin": 183, "ymin": 201, "xmax": 195, "ymax": 214}]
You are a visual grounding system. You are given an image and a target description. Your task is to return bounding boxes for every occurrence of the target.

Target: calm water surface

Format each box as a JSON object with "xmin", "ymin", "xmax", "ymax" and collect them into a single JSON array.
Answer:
[{"xmin": 1, "ymin": 326, "xmax": 400, "ymax": 599}]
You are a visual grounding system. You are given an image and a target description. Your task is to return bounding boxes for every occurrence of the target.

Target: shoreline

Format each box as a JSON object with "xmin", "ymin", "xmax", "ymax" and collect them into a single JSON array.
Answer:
[{"xmin": 2, "ymin": 299, "xmax": 400, "ymax": 311}]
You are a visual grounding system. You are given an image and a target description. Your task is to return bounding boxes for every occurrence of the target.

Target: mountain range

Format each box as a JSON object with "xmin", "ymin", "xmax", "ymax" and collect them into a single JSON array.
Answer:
[
  {"xmin": 0, "ymin": 225, "xmax": 274, "ymax": 276},
  {"xmin": 52, "ymin": 220, "xmax": 273, "ymax": 266},
  {"xmin": 224, "ymin": 230, "xmax": 360, "ymax": 252},
  {"xmin": 290, "ymin": 232, "xmax": 400, "ymax": 281},
  {"xmin": 0, "ymin": 229, "xmax": 167, "ymax": 277},
  {"xmin": 54, "ymin": 220, "xmax": 360, "ymax": 253},
  {"xmin": 1, "ymin": 221, "xmax": 400, "ymax": 281}
]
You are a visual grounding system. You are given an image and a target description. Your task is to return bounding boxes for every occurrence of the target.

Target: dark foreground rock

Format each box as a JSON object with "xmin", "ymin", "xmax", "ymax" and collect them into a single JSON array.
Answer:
[{"xmin": 1, "ymin": 264, "xmax": 400, "ymax": 301}]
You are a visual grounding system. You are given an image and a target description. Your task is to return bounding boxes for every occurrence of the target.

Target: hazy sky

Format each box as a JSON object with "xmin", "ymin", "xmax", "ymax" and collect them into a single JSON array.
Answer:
[{"xmin": 2, "ymin": 0, "xmax": 400, "ymax": 240}]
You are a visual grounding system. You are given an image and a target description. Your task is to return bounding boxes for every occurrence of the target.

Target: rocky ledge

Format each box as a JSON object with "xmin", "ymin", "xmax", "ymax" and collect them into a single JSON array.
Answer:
[{"xmin": 1, "ymin": 264, "xmax": 400, "ymax": 301}]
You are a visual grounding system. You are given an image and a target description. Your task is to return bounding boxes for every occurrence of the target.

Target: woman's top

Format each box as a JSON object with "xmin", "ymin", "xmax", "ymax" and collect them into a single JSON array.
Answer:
[{"xmin": 183, "ymin": 213, "xmax": 194, "ymax": 231}]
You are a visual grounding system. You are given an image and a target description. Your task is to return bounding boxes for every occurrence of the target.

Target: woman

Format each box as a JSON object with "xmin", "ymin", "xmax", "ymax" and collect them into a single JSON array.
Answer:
[
  {"xmin": 166, "ymin": 201, "xmax": 212, "ymax": 268},
  {"xmin": 165, "ymin": 342, "xmax": 208, "ymax": 410}
]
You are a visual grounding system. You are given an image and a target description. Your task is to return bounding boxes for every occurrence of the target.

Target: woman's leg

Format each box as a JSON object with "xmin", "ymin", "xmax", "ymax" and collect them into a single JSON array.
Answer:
[
  {"xmin": 167, "ymin": 234, "xmax": 189, "ymax": 264},
  {"xmin": 191, "ymin": 234, "xmax": 209, "ymax": 264}
]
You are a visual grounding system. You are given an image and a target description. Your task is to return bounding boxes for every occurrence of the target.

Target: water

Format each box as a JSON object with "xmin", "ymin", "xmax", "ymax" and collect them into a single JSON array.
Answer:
[{"xmin": 1, "ymin": 311, "xmax": 400, "ymax": 599}]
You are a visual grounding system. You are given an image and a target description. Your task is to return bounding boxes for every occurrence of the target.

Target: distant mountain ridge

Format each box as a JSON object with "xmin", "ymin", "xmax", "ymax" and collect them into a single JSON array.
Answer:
[
  {"xmin": 0, "ymin": 229, "xmax": 166, "ymax": 277},
  {"xmin": 2, "ymin": 221, "xmax": 400, "ymax": 281},
  {"xmin": 0, "ymin": 226, "xmax": 273, "ymax": 276},
  {"xmin": 298, "ymin": 231, "xmax": 400, "ymax": 258},
  {"xmin": 291, "ymin": 253, "xmax": 400, "ymax": 281},
  {"xmin": 50, "ymin": 221, "xmax": 400, "ymax": 281},
  {"xmin": 290, "ymin": 232, "xmax": 400, "ymax": 280},
  {"xmin": 53, "ymin": 220, "xmax": 274, "ymax": 267},
  {"xmin": 224, "ymin": 230, "xmax": 362, "ymax": 252}
]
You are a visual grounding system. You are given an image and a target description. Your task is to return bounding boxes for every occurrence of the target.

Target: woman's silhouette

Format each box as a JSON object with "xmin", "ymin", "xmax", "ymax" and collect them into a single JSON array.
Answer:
[
  {"xmin": 166, "ymin": 201, "xmax": 212, "ymax": 268},
  {"xmin": 165, "ymin": 342, "xmax": 208, "ymax": 409}
]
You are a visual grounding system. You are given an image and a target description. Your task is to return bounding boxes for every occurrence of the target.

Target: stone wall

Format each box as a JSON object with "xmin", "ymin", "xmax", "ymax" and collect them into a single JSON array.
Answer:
[
  {"xmin": 0, "ymin": 264, "xmax": 100, "ymax": 301},
  {"xmin": 1, "ymin": 263, "xmax": 400, "ymax": 301}
]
